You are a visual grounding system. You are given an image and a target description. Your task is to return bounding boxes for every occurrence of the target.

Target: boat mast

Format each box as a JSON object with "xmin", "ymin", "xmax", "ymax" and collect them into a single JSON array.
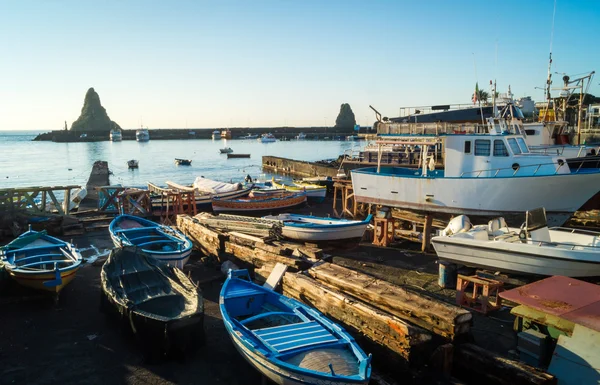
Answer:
[{"xmin": 542, "ymin": 0, "xmax": 557, "ymax": 122}]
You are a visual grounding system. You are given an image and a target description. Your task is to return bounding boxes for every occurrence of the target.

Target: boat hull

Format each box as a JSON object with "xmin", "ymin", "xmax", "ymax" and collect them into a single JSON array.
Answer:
[
  {"xmin": 109, "ymin": 215, "xmax": 193, "ymax": 269},
  {"xmin": 100, "ymin": 247, "xmax": 204, "ymax": 359},
  {"xmin": 282, "ymin": 225, "xmax": 367, "ymax": 242},
  {"xmin": 212, "ymin": 194, "xmax": 306, "ymax": 214},
  {"xmin": 431, "ymin": 236, "xmax": 600, "ymax": 277},
  {"xmin": 351, "ymin": 167, "xmax": 600, "ymax": 226},
  {"xmin": 7, "ymin": 265, "xmax": 80, "ymax": 293},
  {"xmin": 225, "ymin": 326, "xmax": 367, "ymax": 385}
]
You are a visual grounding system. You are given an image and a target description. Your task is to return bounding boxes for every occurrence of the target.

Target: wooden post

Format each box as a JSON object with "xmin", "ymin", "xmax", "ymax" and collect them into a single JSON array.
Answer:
[
  {"xmin": 62, "ymin": 188, "xmax": 71, "ymax": 214},
  {"xmin": 421, "ymin": 213, "xmax": 433, "ymax": 252}
]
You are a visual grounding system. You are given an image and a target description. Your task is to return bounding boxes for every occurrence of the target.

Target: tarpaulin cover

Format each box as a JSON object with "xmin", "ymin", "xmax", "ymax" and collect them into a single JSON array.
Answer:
[{"xmin": 101, "ymin": 247, "xmax": 202, "ymax": 322}]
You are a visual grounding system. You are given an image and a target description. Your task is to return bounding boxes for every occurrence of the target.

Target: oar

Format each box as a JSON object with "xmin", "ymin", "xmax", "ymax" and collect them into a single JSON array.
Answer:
[{"xmin": 43, "ymin": 262, "xmax": 63, "ymax": 288}]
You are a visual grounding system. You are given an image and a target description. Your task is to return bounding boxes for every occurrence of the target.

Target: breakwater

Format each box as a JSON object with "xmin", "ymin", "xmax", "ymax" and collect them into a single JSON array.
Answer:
[{"xmin": 33, "ymin": 126, "xmax": 360, "ymax": 142}]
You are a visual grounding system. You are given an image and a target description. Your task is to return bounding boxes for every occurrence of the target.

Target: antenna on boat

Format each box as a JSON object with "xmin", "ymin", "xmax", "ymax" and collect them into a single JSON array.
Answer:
[
  {"xmin": 472, "ymin": 53, "xmax": 485, "ymax": 125},
  {"xmin": 542, "ymin": 0, "xmax": 558, "ymax": 121}
]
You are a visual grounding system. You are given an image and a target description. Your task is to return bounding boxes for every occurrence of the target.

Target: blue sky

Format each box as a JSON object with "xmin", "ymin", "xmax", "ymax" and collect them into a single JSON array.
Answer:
[{"xmin": 1, "ymin": 0, "xmax": 598, "ymax": 130}]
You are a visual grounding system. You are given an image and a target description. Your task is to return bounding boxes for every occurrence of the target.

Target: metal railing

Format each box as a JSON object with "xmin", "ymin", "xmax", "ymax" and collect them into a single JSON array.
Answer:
[{"xmin": 459, "ymin": 157, "xmax": 600, "ymax": 178}]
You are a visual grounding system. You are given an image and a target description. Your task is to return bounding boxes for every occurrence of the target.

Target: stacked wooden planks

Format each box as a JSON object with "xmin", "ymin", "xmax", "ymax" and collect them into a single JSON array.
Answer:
[{"xmin": 305, "ymin": 262, "xmax": 472, "ymax": 340}]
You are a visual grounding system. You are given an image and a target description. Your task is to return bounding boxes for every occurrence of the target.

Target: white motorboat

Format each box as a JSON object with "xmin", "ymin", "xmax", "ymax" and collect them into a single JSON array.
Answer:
[
  {"xmin": 110, "ymin": 128, "xmax": 122, "ymax": 142},
  {"xmin": 219, "ymin": 147, "xmax": 233, "ymax": 154},
  {"xmin": 258, "ymin": 133, "xmax": 276, "ymax": 143},
  {"xmin": 212, "ymin": 130, "xmax": 221, "ymax": 140},
  {"xmin": 351, "ymin": 117, "xmax": 600, "ymax": 226},
  {"xmin": 431, "ymin": 208, "xmax": 600, "ymax": 277},
  {"xmin": 136, "ymin": 127, "xmax": 150, "ymax": 142}
]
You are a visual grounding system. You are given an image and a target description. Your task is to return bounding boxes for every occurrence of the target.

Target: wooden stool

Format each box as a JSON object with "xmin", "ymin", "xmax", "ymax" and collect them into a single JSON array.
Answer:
[
  {"xmin": 373, "ymin": 217, "xmax": 396, "ymax": 247},
  {"xmin": 456, "ymin": 274, "xmax": 503, "ymax": 314}
]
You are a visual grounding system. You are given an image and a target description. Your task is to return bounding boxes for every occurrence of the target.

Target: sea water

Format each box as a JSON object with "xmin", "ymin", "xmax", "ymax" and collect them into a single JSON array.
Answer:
[{"xmin": 0, "ymin": 131, "xmax": 359, "ymax": 189}]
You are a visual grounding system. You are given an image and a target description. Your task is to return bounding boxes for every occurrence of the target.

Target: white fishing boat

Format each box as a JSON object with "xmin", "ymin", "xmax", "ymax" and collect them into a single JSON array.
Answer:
[
  {"xmin": 295, "ymin": 132, "xmax": 307, "ymax": 140},
  {"xmin": 263, "ymin": 213, "xmax": 372, "ymax": 242},
  {"xmin": 258, "ymin": 133, "xmax": 277, "ymax": 143},
  {"xmin": 136, "ymin": 127, "xmax": 150, "ymax": 142},
  {"xmin": 351, "ymin": 117, "xmax": 600, "ymax": 226},
  {"xmin": 212, "ymin": 130, "xmax": 222, "ymax": 140},
  {"xmin": 110, "ymin": 128, "xmax": 122, "ymax": 142},
  {"xmin": 431, "ymin": 208, "xmax": 600, "ymax": 277}
]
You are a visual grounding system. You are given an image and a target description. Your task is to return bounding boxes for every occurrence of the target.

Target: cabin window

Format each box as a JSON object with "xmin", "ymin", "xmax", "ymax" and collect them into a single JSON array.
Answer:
[
  {"xmin": 516, "ymin": 137, "xmax": 530, "ymax": 153},
  {"xmin": 507, "ymin": 138, "xmax": 522, "ymax": 154},
  {"xmin": 493, "ymin": 140, "xmax": 509, "ymax": 156},
  {"xmin": 474, "ymin": 140, "xmax": 491, "ymax": 156},
  {"xmin": 525, "ymin": 129, "xmax": 537, "ymax": 136},
  {"xmin": 464, "ymin": 141, "xmax": 472, "ymax": 154}
]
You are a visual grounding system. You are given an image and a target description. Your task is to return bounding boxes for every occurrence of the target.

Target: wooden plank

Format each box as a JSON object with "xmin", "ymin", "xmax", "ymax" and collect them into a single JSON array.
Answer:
[
  {"xmin": 307, "ymin": 262, "xmax": 471, "ymax": 340},
  {"xmin": 282, "ymin": 272, "xmax": 433, "ymax": 363},
  {"xmin": 453, "ymin": 343, "xmax": 556, "ymax": 385},
  {"xmin": 177, "ymin": 214, "xmax": 227, "ymax": 260},
  {"xmin": 224, "ymin": 242, "xmax": 307, "ymax": 270},
  {"xmin": 228, "ymin": 231, "xmax": 292, "ymax": 255},
  {"xmin": 263, "ymin": 262, "xmax": 288, "ymax": 290}
]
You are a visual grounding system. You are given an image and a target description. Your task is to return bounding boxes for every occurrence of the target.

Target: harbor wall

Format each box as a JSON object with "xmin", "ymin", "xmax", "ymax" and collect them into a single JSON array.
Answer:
[
  {"xmin": 33, "ymin": 126, "xmax": 361, "ymax": 142},
  {"xmin": 262, "ymin": 156, "xmax": 341, "ymax": 178}
]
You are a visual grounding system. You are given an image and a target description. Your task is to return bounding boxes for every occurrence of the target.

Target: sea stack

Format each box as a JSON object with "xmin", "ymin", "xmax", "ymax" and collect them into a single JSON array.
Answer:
[{"xmin": 70, "ymin": 87, "xmax": 121, "ymax": 132}]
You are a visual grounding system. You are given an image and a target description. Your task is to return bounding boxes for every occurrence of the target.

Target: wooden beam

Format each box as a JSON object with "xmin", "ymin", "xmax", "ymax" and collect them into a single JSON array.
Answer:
[
  {"xmin": 282, "ymin": 272, "xmax": 433, "ymax": 363},
  {"xmin": 307, "ymin": 262, "xmax": 471, "ymax": 340}
]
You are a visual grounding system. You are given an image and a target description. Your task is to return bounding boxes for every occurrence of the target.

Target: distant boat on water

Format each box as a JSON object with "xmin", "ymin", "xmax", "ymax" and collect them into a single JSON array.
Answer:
[
  {"xmin": 136, "ymin": 127, "xmax": 150, "ymax": 142},
  {"xmin": 259, "ymin": 133, "xmax": 277, "ymax": 143},
  {"xmin": 220, "ymin": 147, "xmax": 234, "ymax": 154},
  {"xmin": 212, "ymin": 130, "xmax": 221, "ymax": 140},
  {"xmin": 127, "ymin": 159, "xmax": 139, "ymax": 168},
  {"xmin": 175, "ymin": 158, "xmax": 192, "ymax": 166},
  {"xmin": 110, "ymin": 128, "xmax": 122, "ymax": 142},
  {"xmin": 240, "ymin": 133, "xmax": 258, "ymax": 140}
]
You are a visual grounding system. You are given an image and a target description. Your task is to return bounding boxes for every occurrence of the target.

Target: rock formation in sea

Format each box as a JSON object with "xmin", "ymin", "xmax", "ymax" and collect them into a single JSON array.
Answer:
[
  {"xmin": 70, "ymin": 87, "xmax": 121, "ymax": 132},
  {"xmin": 334, "ymin": 103, "xmax": 356, "ymax": 130}
]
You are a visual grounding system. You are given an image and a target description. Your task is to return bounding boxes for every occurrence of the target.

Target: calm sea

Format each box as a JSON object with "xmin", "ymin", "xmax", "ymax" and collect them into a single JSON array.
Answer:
[{"xmin": 0, "ymin": 131, "xmax": 358, "ymax": 189}]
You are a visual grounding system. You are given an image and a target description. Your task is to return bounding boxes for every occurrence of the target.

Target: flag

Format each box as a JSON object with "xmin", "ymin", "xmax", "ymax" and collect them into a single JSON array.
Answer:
[{"xmin": 472, "ymin": 82, "xmax": 479, "ymax": 104}]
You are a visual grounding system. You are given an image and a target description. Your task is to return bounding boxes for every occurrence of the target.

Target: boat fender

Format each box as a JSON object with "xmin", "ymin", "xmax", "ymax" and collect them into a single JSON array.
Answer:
[{"xmin": 442, "ymin": 215, "xmax": 471, "ymax": 236}]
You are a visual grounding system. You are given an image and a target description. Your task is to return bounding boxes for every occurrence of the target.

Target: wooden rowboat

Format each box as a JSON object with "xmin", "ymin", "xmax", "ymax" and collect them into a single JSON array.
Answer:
[
  {"xmin": 101, "ymin": 247, "xmax": 204, "ymax": 360},
  {"xmin": 109, "ymin": 214, "xmax": 193, "ymax": 269},
  {"xmin": 271, "ymin": 179, "xmax": 326, "ymax": 203},
  {"xmin": 0, "ymin": 227, "xmax": 82, "ymax": 294},
  {"xmin": 263, "ymin": 214, "xmax": 373, "ymax": 242},
  {"xmin": 220, "ymin": 269, "xmax": 371, "ymax": 384},
  {"xmin": 212, "ymin": 191, "xmax": 306, "ymax": 214}
]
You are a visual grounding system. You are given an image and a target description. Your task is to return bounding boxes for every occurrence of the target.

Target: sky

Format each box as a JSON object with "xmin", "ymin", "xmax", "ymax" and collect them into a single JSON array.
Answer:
[{"xmin": 0, "ymin": 0, "xmax": 599, "ymax": 131}]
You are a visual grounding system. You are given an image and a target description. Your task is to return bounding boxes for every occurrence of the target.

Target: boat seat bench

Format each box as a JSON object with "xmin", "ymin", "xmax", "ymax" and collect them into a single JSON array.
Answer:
[
  {"xmin": 12, "ymin": 253, "xmax": 65, "ymax": 264},
  {"xmin": 254, "ymin": 321, "xmax": 338, "ymax": 354},
  {"xmin": 225, "ymin": 287, "xmax": 265, "ymax": 299}
]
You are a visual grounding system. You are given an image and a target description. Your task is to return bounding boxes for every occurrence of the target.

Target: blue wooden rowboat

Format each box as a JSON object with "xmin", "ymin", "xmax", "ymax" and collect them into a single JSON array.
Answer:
[
  {"xmin": 220, "ymin": 269, "xmax": 371, "ymax": 385},
  {"xmin": 0, "ymin": 226, "xmax": 82, "ymax": 294},
  {"xmin": 263, "ymin": 214, "xmax": 373, "ymax": 242},
  {"xmin": 109, "ymin": 215, "xmax": 193, "ymax": 269}
]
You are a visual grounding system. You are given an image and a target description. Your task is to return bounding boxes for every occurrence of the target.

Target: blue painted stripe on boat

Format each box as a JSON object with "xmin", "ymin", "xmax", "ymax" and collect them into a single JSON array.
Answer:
[{"xmin": 255, "ymin": 323, "xmax": 323, "ymax": 338}]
